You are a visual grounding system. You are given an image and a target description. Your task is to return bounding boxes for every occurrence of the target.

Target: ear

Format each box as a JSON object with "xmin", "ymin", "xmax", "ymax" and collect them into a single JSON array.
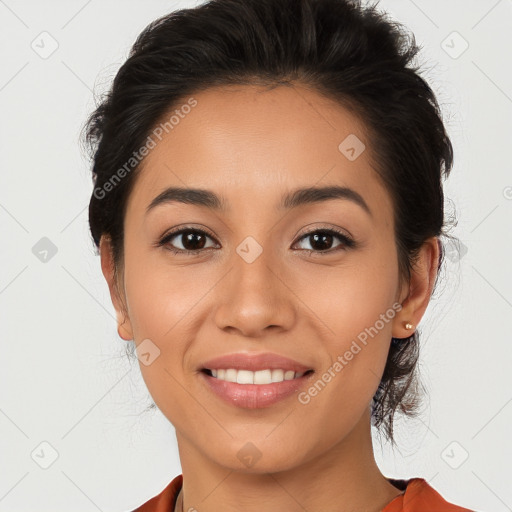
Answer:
[
  {"xmin": 99, "ymin": 235, "xmax": 133, "ymax": 341},
  {"xmin": 392, "ymin": 236, "xmax": 440, "ymax": 339}
]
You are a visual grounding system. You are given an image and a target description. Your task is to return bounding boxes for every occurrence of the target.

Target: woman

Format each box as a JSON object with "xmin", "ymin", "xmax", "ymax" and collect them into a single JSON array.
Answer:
[{"xmin": 83, "ymin": 0, "xmax": 474, "ymax": 510}]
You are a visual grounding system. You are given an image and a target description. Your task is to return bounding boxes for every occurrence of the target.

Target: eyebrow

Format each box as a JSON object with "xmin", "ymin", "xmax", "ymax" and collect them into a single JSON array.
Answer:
[{"xmin": 145, "ymin": 185, "xmax": 372, "ymax": 217}]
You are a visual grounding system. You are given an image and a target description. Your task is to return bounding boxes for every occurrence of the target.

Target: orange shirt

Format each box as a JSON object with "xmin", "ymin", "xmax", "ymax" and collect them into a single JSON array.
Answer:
[{"xmin": 132, "ymin": 474, "xmax": 474, "ymax": 511}]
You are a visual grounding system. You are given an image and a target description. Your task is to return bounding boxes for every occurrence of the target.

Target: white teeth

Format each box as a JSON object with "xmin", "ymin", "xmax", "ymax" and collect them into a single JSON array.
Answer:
[
  {"xmin": 255, "ymin": 369, "xmax": 272, "ymax": 384},
  {"xmin": 272, "ymin": 369, "xmax": 284, "ymax": 382},
  {"xmin": 207, "ymin": 368, "xmax": 306, "ymax": 384},
  {"xmin": 225, "ymin": 369, "xmax": 237, "ymax": 382},
  {"xmin": 236, "ymin": 370, "xmax": 254, "ymax": 384}
]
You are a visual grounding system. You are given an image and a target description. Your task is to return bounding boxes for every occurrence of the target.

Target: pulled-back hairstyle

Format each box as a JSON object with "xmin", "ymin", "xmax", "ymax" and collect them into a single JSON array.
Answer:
[{"xmin": 83, "ymin": 0, "xmax": 454, "ymax": 444}]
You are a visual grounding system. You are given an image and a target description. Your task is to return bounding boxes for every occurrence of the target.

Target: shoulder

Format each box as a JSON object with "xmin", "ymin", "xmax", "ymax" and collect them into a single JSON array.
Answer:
[
  {"xmin": 383, "ymin": 477, "xmax": 475, "ymax": 512},
  {"xmin": 131, "ymin": 474, "xmax": 183, "ymax": 512}
]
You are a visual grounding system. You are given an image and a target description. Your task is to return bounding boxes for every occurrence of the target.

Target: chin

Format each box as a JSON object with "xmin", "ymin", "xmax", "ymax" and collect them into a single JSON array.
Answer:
[{"xmin": 206, "ymin": 438, "xmax": 310, "ymax": 475}]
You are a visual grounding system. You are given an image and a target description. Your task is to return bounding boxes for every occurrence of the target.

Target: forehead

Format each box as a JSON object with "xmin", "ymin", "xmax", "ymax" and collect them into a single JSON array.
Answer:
[{"xmin": 126, "ymin": 84, "xmax": 392, "ymax": 219}]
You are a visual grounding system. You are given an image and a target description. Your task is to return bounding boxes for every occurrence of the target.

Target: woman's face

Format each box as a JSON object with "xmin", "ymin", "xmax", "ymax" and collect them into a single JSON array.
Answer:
[{"xmin": 106, "ymin": 84, "xmax": 419, "ymax": 472}]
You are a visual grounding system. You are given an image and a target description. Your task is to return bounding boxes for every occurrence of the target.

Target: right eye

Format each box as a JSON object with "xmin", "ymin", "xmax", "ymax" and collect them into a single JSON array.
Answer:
[{"xmin": 158, "ymin": 228, "xmax": 219, "ymax": 255}]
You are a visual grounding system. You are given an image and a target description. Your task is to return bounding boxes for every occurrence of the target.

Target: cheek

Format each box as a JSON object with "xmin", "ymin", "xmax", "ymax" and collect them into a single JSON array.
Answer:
[
  {"xmin": 301, "ymin": 255, "xmax": 399, "ymax": 400},
  {"xmin": 301, "ymin": 253, "xmax": 399, "ymax": 345},
  {"xmin": 122, "ymin": 241, "xmax": 202, "ymax": 340},
  {"xmin": 121, "ymin": 257, "xmax": 193, "ymax": 425}
]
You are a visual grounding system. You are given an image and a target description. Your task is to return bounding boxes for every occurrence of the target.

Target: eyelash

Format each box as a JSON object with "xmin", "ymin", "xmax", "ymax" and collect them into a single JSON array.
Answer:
[{"xmin": 156, "ymin": 226, "xmax": 357, "ymax": 256}]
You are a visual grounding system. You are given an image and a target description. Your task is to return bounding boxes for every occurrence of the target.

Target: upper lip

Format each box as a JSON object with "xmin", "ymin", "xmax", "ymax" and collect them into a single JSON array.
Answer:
[{"xmin": 200, "ymin": 352, "xmax": 314, "ymax": 373}]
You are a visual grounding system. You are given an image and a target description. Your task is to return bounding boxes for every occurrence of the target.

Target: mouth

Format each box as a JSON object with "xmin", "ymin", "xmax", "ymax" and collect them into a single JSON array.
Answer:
[
  {"xmin": 201, "ymin": 368, "xmax": 315, "ymax": 384},
  {"xmin": 197, "ymin": 352, "xmax": 316, "ymax": 408},
  {"xmin": 199, "ymin": 368, "xmax": 316, "ymax": 409}
]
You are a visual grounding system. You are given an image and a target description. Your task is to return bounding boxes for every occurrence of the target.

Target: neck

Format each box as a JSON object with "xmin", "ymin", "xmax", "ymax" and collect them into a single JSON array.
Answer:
[{"xmin": 175, "ymin": 408, "xmax": 403, "ymax": 512}]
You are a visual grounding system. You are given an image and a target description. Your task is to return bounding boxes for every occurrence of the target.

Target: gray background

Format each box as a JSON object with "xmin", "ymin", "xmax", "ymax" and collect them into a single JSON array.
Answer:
[{"xmin": 1, "ymin": 0, "xmax": 511, "ymax": 510}]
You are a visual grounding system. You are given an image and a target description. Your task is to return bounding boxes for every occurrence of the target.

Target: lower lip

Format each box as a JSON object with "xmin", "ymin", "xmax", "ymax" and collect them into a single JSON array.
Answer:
[{"xmin": 200, "ymin": 371, "xmax": 313, "ymax": 409}]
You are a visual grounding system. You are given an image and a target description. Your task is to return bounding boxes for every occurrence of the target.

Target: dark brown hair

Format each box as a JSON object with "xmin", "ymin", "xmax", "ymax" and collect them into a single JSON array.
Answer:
[{"xmin": 83, "ymin": 0, "xmax": 455, "ymax": 444}]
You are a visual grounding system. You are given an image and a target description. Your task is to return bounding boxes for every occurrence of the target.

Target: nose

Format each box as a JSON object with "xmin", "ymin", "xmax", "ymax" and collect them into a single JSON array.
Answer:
[{"xmin": 213, "ymin": 241, "xmax": 296, "ymax": 338}]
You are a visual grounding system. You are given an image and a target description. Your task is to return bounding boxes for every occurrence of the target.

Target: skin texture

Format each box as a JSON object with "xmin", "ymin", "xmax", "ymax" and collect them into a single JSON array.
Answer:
[{"xmin": 100, "ymin": 84, "xmax": 439, "ymax": 512}]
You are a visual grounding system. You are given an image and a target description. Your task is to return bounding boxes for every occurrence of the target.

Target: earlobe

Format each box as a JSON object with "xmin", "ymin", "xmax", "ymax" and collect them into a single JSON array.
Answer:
[
  {"xmin": 117, "ymin": 321, "xmax": 133, "ymax": 341},
  {"xmin": 392, "ymin": 237, "xmax": 440, "ymax": 339},
  {"xmin": 99, "ymin": 235, "xmax": 134, "ymax": 341}
]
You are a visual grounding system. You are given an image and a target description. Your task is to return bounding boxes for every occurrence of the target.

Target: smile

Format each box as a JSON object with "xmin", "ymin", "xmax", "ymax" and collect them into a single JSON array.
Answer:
[
  {"xmin": 202, "ymin": 368, "xmax": 312, "ymax": 384},
  {"xmin": 200, "ymin": 369, "xmax": 315, "ymax": 409}
]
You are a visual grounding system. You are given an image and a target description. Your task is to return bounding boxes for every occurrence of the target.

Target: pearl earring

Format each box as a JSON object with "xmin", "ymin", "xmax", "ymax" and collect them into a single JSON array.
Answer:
[{"xmin": 404, "ymin": 322, "xmax": 414, "ymax": 330}]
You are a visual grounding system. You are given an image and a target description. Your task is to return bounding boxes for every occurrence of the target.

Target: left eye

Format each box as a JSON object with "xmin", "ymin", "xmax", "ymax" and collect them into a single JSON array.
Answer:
[{"xmin": 293, "ymin": 229, "xmax": 355, "ymax": 253}]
